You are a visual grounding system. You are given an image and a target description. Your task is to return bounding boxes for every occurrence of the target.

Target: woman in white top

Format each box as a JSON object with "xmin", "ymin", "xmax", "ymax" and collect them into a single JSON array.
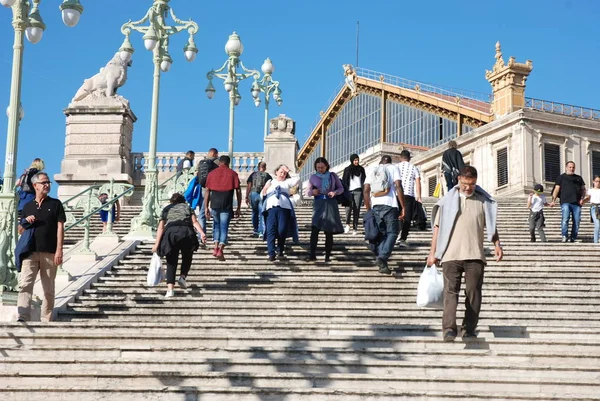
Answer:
[
  {"xmin": 584, "ymin": 175, "xmax": 600, "ymax": 243},
  {"xmin": 261, "ymin": 164, "xmax": 300, "ymax": 261}
]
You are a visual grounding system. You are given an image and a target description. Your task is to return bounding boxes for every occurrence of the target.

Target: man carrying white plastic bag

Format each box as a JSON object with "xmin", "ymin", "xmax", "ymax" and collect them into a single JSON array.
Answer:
[
  {"xmin": 426, "ymin": 166, "xmax": 503, "ymax": 342},
  {"xmin": 416, "ymin": 264, "xmax": 444, "ymax": 309},
  {"xmin": 147, "ymin": 253, "xmax": 164, "ymax": 287}
]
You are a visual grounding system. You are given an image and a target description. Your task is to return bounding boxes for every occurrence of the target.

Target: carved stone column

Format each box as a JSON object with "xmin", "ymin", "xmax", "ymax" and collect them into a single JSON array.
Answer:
[
  {"xmin": 264, "ymin": 114, "xmax": 298, "ymax": 174},
  {"xmin": 54, "ymin": 95, "xmax": 137, "ymax": 201}
]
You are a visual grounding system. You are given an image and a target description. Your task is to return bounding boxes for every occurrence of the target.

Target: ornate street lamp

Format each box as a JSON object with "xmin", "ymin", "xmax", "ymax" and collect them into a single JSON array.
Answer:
[
  {"xmin": 205, "ymin": 32, "xmax": 260, "ymax": 160},
  {"xmin": 122, "ymin": 0, "xmax": 199, "ymax": 238},
  {"xmin": 0, "ymin": 0, "xmax": 84, "ymax": 294},
  {"xmin": 250, "ymin": 57, "xmax": 283, "ymax": 140}
]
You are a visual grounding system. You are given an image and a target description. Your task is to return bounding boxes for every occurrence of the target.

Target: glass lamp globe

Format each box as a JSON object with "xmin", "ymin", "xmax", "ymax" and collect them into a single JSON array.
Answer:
[
  {"xmin": 0, "ymin": 0, "xmax": 16, "ymax": 7},
  {"xmin": 160, "ymin": 60, "xmax": 172, "ymax": 72},
  {"xmin": 62, "ymin": 8, "xmax": 81, "ymax": 27},
  {"xmin": 25, "ymin": 27, "xmax": 43, "ymax": 44},
  {"xmin": 185, "ymin": 50, "xmax": 196, "ymax": 62}
]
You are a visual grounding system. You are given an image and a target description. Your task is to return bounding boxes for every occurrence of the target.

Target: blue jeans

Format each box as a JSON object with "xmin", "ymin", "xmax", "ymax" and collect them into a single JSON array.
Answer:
[
  {"xmin": 592, "ymin": 206, "xmax": 600, "ymax": 243},
  {"xmin": 561, "ymin": 203, "xmax": 581, "ymax": 240},
  {"xmin": 266, "ymin": 206, "xmax": 291, "ymax": 257},
  {"xmin": 250, "ymin": 191, "xmax": 265, "ymax": 234},
  {"xmin": 211, "ymin": 208, "xmax": 231, "ymax": 245},
  {"xmin": 372, "ymin": 205, "xmax": 400, "ymax": 262}
]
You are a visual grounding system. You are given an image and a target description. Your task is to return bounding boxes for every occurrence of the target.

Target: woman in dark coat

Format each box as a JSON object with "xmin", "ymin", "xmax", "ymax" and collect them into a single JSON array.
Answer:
[
  {"xmin": 341, "ymin": 153, "xmax": 366, "ymax": 234},
  {"xmin": 152, "ymin": 193, "xmax": 206, "ymax": 297},
  {"xmin": 305, "ymin": 157, "xmax": 344, "ymax": 262}
]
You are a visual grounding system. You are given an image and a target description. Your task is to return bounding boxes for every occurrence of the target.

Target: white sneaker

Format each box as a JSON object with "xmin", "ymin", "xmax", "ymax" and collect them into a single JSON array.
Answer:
[
  {"xmin": 177, "ymin": 276, "xmax": 187, "ymax": 289},
  {"xmin": 344, "ymin": 225, "xmax": 350, "ymax": 233},
  {"xmin": 165, "ymin": 290, "xmax": 174, "ymax": 298},
  {"xmin": 352, "ymin": 229, "xmax": 358, "ymax": 236},
  {"xmin": 397, "ymin": 239, "xmax": 409, "ymax": 248}
]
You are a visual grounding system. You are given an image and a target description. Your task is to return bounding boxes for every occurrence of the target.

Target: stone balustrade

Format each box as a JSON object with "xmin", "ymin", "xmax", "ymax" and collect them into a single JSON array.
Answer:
[{"xmin": 131, "ymin": 152, "xmax": 265, "ymax": 184}]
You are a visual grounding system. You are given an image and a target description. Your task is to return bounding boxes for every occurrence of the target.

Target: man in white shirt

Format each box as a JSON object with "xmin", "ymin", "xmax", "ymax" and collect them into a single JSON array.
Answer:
[
  {"xmin": 396, "ymin": 150, "xmax": 422, "ymax": 247},
  {"xmin": 364, "ymin": 155, "xmax": 406, "ymax": 274}
]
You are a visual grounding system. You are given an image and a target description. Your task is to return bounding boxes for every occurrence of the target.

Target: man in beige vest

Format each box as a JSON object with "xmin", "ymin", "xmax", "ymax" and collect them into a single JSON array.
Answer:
[{"xmin": 427, "ymin": 166, "xmax": 503, "ymax": 342}]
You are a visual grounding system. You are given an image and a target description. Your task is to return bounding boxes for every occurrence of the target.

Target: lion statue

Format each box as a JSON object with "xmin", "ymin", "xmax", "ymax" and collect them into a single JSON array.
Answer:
[{"xmin": 72, "ymin": 52, "xmax": 133, "ymax": 102}]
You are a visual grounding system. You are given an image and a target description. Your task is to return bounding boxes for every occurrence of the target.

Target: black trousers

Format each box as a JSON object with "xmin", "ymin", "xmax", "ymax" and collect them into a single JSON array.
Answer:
[
  {"xmin": 345, "ymin": 189, "xmax": 363, "ymax": 230},
  {"xmin": 165, "ymin": 237, "xmax": 194, "ymax": 284},
  {"xmin": 309, "ymin": 226, "xmax": 333, "ymax": 258},
  {"xmin": 399, "ymin": 195, "xmax": 415, "ymax": 241}
]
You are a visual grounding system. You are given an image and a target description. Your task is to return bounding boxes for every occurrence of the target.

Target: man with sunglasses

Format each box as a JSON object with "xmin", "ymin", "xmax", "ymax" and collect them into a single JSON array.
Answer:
[{"xmin": 16, "ymin": 172, "xmax": 66, "ymax": 322}]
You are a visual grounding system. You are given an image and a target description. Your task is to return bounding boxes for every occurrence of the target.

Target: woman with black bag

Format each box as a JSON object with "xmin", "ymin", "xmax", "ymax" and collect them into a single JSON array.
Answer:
[
  {"xmin": 152, "ymin": 193, "xmax": 206, "ymax": 297},
  {"xmin": 305, "ymin": 157, "xmax": 345, "ymax": 262},
  {"xmin": 342, "ymin": 153, "xmax": 366, "ymax": 234}
]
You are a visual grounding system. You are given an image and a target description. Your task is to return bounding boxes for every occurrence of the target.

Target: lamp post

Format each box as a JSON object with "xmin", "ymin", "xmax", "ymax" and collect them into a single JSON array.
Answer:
[
  {"xmin": 250, "ymin": 58, "xmax": 283, "ymax": 140},
  {"xmin": 205, "ymin": 32, "xmax": 260, "ymax": 161},
  {"xmin": 0, "ymin": 0, "xmax": 84, "ymax": 294},
  {"xmin": 122, "ymin": 0, "xmax": 199, "ymax": 238}
]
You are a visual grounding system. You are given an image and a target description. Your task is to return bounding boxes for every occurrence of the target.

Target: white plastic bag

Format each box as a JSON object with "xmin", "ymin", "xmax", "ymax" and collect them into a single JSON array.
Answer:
[
  {"xmin": 146, "ymin": 253, "xmax": 164, "ymax": 287},
  {"xmin": 416, "ymin": 264, "xmax": 444, "ymax": 309}
]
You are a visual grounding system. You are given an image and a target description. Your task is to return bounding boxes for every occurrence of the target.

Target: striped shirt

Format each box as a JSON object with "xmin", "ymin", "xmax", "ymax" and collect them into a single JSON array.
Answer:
[{"xmin": 397, "ymin": 161, "xmax": 420, "ymax": 198}]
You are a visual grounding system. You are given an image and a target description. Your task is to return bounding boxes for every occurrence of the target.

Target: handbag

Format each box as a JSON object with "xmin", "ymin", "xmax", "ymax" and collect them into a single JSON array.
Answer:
[
  {"xmin": 416, "ymin": 264, "xmax": 444, "ymax": 309},
  {"xmin": 146, "ymin": 253, "xmax": 164, "ymax": 287}
]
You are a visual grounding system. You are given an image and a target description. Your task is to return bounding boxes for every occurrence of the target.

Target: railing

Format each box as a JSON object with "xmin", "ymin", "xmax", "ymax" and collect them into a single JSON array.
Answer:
[
  {"xmin": 63, "ymin": 179, "xmax": 135, "ymax": 254},
  {"xmin": 157, "ymin": 168, "xmax": 196, "ymax": 203},
  {"xmin": 525, "ymin": 98, "xmax": 600, "ymax": 121},
  {"xmin": 131, "ymin": 152, "xmax": 265, "ymax": 176},
  {"xmin": 355, "ymin": 67, "xmax": 492, "ymax": 104}
]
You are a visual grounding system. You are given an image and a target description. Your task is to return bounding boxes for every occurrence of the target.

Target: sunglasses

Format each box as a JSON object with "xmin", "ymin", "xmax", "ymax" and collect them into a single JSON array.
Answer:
[{"xmin": 36, "ymin": 181, "xmax": 51, "ymax": 186}]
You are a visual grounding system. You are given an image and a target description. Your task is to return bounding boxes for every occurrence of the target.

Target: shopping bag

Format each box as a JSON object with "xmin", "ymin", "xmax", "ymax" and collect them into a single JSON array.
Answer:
[
  {"xmin": 432, "ymin": 182, "xmax": 442, "ymax": 198},
  {"xmin": 416, "ymin": 264, "xmax": 444, "ymax": 309},
  {"xmin": 146, "ymin": 253, "xmax": 164, "ymax": 287}
]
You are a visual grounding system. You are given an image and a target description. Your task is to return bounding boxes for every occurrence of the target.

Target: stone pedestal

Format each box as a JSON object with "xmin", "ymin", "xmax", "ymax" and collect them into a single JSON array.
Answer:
[
  {"xmin": 54, "ymin": 95, "xmax": 137, "ymax": 201},
  {"xmin": 264, "ymin": 114, "xmax": 298, "ymax": 173}
]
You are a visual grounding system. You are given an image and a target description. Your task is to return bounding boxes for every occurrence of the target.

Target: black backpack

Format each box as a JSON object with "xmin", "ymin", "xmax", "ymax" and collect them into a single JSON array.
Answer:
[
  {"xmin": 251, "ymin": 172, "xmax": 270, "ymax": 193},
  {"xmin": 197, "ymin": 158, "xmax": 218, "ymax": 187},
  {"xmin": 18, "ymin": 169, "xmax": 34, "ymax": 193}
]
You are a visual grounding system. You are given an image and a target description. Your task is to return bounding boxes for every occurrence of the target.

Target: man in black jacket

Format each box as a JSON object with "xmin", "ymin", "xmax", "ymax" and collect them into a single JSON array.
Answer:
[
  {"xmin": 441, "ymin": 140, "xmax": 465, "ymax": 192},
  {"xmin": 342, "ymin": 154, "xmax": 366, "ymax": 234},
  {"xmin": 17, "ymin": 172, "xmax": 66, "ymax": 322}
]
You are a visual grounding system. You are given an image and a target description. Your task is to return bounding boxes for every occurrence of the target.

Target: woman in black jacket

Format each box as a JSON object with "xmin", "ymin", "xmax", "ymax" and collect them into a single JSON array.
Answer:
[
  {"xmin": 152, "ymin": 193, "xmax": 206, "ymax": 297},
  {"xmin": 341, "ymin": 153, "xmax": 366, "ymax": 234}
]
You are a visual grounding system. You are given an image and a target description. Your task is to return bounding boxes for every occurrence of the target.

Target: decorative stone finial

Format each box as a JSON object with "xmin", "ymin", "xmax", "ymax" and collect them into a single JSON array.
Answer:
[
  {"xmin": 343, "ymin": 64, "xmax": 357, "ymax": 96},
  {"xmin": 485, "ymin": 42, "xmax": 533, "ymax": 117}
]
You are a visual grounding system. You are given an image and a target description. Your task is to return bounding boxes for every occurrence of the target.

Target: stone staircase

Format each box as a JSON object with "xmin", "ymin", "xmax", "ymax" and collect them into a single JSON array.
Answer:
[
  {"xmin": 2, "ymin": 198, "xmax": 600, "ymax": 400},
  {"xmin": 63, "ymin": 206, "xmax": 142, "ymax": 246}
]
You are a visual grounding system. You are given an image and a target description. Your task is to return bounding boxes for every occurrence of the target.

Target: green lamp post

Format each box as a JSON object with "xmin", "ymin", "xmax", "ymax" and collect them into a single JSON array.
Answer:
[
  {"xmin": 205, "ymin": 32, "xmax": 260, "ymax": 161},
  {"xmin": 122, "ymin": 0, "xmax": 199, "ymax": 239},
  {"xmin": 0, "ymin": 0, "xmax": 84, "ymax": 295},
  {"xmin": 250, "ymin": 57, "xmax": 283, "ymax": 140}
]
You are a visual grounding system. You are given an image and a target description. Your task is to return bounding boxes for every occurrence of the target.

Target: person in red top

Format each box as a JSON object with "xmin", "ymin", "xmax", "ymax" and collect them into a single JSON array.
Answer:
[{"xmin": 204, "ymin": 155, "xmax": 241, "ymax": 260}]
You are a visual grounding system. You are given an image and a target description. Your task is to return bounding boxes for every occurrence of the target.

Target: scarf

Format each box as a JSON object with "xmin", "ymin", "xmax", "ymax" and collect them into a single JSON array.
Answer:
[
  {"xmin": 348, "ymin": 154, "xmax": 362, "ymax": 177},
  {"xmin": 315, "ymin": 172, "xmax": 331, "ymax": 193}
]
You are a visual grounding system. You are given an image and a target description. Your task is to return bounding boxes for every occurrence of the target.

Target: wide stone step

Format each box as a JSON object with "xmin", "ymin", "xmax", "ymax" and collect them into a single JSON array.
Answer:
[
  {"xmin": 2, "ymin": 387, "xmax": 599, "ymax": 401},
  {"xmin": 1, "ymin": 370, "xmax": 597, "ymax": 395}
]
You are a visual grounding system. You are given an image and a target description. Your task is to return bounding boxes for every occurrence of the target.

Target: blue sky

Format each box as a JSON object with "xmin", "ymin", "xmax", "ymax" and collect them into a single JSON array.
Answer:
[{"xmin": 1, "ymin": 0, "xmax": 599, "ymax": 193}]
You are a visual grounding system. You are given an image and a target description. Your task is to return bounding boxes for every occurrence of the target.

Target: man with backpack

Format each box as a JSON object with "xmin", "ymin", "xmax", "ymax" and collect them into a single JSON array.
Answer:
[
  {"xmin": 246, "ymin": 162, "xmax": 272, "ymax": 238},
  {"xmin": 363, "ymin": 155, "xmax": 406, "ymax": 275},
  {"xmin": 196, "ymin": 148, "xmax": 219, "ymax": 233},
  {"xmin": 396, "ymin": 150, "xmax": 422, "ymax": 247},
  {"xmin": 441, "ymin": 140, "xmax": 465, "ymax": 192},
  {"xmin": 175, "ymin": 150, "xmax": 195, "ymax": 178}
]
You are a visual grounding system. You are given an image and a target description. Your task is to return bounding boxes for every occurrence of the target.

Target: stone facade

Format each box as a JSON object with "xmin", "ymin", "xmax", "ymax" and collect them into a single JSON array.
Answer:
[
  {"xmin": 414, "ymin": 109, "xmax": 600, "ymax": 198},
  {"xmin": 55, "ymin": 95, "xmax": 137, "ymax": 200}
]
